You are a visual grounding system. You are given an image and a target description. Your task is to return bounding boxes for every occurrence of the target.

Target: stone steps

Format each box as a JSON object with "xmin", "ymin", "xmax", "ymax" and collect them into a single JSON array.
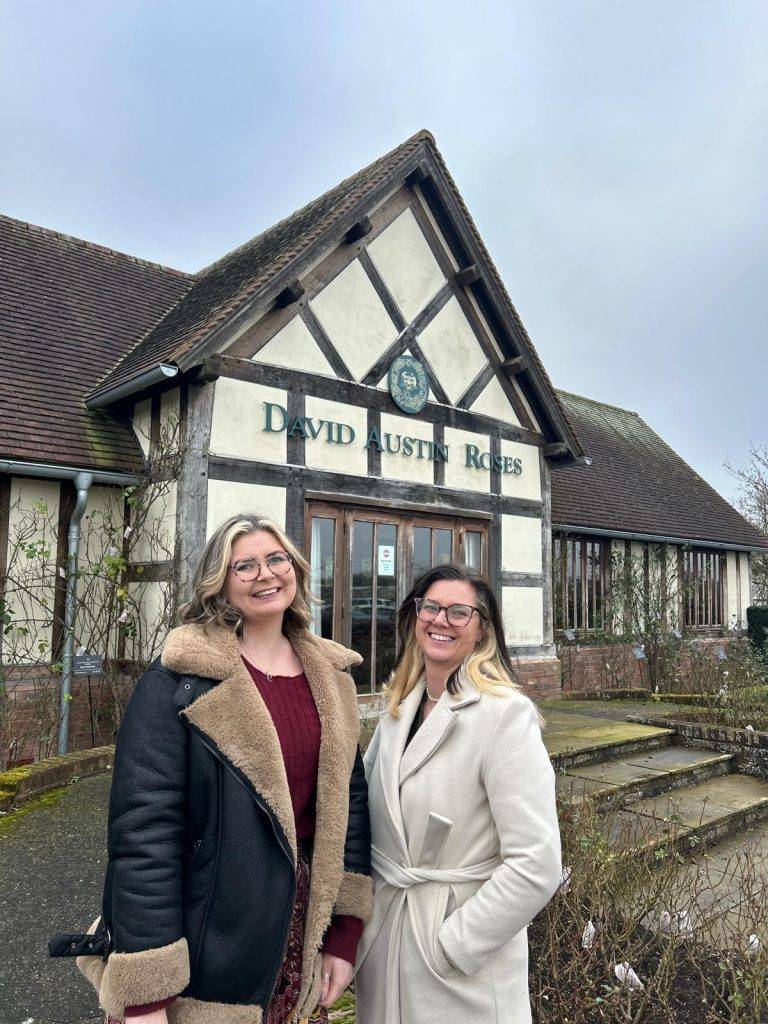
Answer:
[
  {"xmin": 557, "ymin": 745, "xmax": 734, "ymax": 811},
  {"xmin": 606, "ymin": 773, "xmax": 768, "ymax": 856}
]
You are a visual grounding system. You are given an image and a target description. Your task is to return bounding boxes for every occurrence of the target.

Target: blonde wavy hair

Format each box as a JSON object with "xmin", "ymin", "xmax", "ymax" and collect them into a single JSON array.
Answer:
[
  {"xmin": 179, "ymin": 514, "xmax": 313, "ymax": 633},
  {"xmin": 385, "ymin": 564, "xmax": 522, "ymax": 717}
]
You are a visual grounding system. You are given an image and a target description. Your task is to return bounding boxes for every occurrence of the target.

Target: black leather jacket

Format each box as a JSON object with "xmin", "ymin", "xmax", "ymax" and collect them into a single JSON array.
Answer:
[{"xmin": 55, "ymin": 650, "xmax": 371, "ymax": 1009}]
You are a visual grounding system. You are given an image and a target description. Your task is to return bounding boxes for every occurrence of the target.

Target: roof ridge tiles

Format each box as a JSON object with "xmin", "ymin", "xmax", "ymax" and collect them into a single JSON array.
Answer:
[{"xmin": 0, "ymin": 212, "xmax": 195, "ymax": 280}]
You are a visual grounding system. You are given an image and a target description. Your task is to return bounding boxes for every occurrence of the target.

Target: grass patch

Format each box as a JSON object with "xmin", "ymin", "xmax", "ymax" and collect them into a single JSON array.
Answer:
[{"xmin": 0, "ymin": 785, "xmax": 68, "ymax": 839}]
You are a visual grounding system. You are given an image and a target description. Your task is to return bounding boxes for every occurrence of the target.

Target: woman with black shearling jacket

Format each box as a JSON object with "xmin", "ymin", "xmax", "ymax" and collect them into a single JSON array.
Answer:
[{"xmin": 51, "ymin": 513, "xmax": 373, "ymax": 1024}]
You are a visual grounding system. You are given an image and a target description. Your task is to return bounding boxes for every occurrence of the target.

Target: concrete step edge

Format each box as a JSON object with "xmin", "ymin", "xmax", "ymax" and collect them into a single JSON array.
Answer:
[
  {"xmin": 619, "ymin": 794, "xmax": 768, "ymax": 859},
  {"xmin": 561, "ymin": 753, "xmax": 735, "ymax": 811},
  {"xmin": 551, "ymin": 730, "xmax": 674, "ymax": 770}
]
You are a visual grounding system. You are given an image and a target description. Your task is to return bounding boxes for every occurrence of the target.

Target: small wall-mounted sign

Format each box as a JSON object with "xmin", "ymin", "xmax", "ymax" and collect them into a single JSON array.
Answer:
[
  {"xmin": 388, "ymin": 354, "xmax": 429, "ymax": 415},
  {"xmin": 378, "ymin": 545, "xmax": 395, "ymax": 576},
  {"xmin": 74, "ymin": 654, "xmax": 103, "ymax": 676}
]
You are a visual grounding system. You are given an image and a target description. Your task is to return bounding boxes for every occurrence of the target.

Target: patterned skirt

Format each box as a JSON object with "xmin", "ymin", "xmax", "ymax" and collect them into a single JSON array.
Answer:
[{"xmin": 108, "ymin": 846, "xmax": 328, "ymax": 1024}]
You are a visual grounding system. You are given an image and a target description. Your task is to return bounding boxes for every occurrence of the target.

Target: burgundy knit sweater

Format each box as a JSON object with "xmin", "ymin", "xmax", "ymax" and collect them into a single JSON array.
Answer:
[{"xmin": 124, "ymin": 658, "xmax": 363, "ymax": 1018}]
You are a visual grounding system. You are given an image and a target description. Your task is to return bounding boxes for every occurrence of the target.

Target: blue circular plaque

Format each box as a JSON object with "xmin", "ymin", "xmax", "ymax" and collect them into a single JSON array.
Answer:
[{"xmin": 388, "ymin": 355, "xmax": 429, "ymax": 414}]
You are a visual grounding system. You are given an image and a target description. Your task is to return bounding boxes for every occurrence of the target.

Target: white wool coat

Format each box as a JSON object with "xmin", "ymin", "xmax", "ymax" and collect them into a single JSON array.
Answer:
[{"xmin": 355, "ymin": 674, "xmax": 561, "ymax": 1024}]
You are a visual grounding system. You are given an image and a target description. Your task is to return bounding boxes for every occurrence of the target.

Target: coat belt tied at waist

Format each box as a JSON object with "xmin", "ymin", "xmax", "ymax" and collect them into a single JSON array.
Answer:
[
  {"xmin": 371, "ymin": 846, "xmax": 501, "ymax": 890},
  {"xmin": 359, "ymin": 819, "xmax": 501, "ymax": 1024}
]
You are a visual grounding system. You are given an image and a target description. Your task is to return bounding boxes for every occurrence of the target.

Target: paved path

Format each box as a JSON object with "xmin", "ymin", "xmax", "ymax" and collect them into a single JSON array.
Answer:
[{"xmin": 0, "ymin": 773, "xmax": 111, "ymax": 1024}]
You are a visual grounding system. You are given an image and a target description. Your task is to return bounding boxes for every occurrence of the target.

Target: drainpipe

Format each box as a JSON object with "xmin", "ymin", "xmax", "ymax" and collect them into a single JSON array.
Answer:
[
  {"xmin": 57, "ymin": 472, "xmax": 93, "ymax": 755},
  {"xmin": 0, "ymin": 458, "xmax": 140, "ymax": 754}
]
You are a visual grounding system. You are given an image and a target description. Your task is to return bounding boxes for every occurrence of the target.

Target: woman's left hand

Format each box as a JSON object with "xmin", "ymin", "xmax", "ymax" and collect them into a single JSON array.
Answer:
[{"xmin": 319, "ymin": 952, "xmax": 354, "ymax": 1007}]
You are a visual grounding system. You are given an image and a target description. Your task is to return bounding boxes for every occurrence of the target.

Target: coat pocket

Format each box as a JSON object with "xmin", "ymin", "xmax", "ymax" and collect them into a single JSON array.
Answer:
[{"xmin": 426, "ymin": 885, "xmax": 458, "ymax": 980}]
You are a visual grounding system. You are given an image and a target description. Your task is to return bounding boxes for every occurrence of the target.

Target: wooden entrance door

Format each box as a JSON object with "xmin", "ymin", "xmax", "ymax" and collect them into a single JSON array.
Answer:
[{"xmin": 305, "ymin": 502, "xmax": 488, "ymax": 694}]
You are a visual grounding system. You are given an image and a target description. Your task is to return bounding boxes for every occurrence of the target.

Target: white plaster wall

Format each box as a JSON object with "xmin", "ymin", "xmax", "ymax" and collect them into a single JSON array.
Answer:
[
  {"xmin": 417, "ymin": 297, "xmax": 487, "ymax": 405},
  {"xmin": 4, "ymin": 478, "xmax": 60, "ymax": 663},
  {"xmin": 304, "ymin": 397, "xmax": 368, "ymax": 476},
  {"xmin": 310, "ymin": 260, "xmax": 397, "ymax": 381},
  {"xmin": 132, "ymin": 398, "xmax": 152, "ymax": 458},
  {"xmin": 470, "ymin": 375, "xmax": 522, "ymax": 427},
  {"xmin": 126, "ymin": 581, "xmax": 170, "ymax": 662},
  {"xmin": 132, "ymin": 482, "xmax": 177, "ymax": 564},
  {"xmin": 378, "ymin": 412, "xmax": 434, "ymax": 484},
  {"xmin": 665, "ymin": 543, "xmax": 681, "ymax": 628},
  {"xmin": 367, "ymin": 208, "xmax": 445, "ymax": 322},
  {"xmin": 77, "ymin": 485, "xmax": 125, "ymax": 658},
  {"xmin": 501, "ymin": 515, "xmax": 543, "ymax": 574},
  {"xmin": 726, "ymin": 550, "xmax": 740, "ymax": 629},
  {"xmin": 160, "ymin": 388, "xmax": 181, "ymax": 452},
  {"xmin": 443, "ymin": 426, "xmax": 491, "ymax": 493},
  {"xmin": 254, "ymin": 316, "xmax": 335, "ymax": 377},
  {"xmin": 206, "ymin": 479, "xmax": 286, "ymax": 538},
  {"xmin": 209, "ymin": 378, "xmax": 288, "ymax": 464},
  {"xmin": 740, "ymin": 552, "xmax": 752, "ymax": 626},
  {"xmin": 499, "ymin": 440, "xmax": 542, "ymax": 501},
  {"xmin": 502, "ymin": 586, "xmax": 544, "ymax": 646}
]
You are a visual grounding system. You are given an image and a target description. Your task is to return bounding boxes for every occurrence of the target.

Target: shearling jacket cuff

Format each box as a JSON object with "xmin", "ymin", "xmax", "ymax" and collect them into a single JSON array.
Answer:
[
  {"xmin": 333, "ymin": 870, "xmax": 374, "ymax": 923},
  {"xmin": 98, "ymin": 938, "xmax": 190, "ymax": 1016}
]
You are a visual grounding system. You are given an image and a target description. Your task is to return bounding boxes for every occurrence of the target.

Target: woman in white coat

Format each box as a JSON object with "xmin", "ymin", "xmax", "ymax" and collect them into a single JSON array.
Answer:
[{"xmin": 355, "ymin": 564, "xmax": 561, "ymax": 1024}]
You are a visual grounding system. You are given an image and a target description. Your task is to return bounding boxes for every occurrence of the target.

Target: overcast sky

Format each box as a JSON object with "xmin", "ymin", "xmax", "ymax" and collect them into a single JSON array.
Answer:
[{"xmin": 1, "ymin": 1, "xmax": 765, "ymax": 506}]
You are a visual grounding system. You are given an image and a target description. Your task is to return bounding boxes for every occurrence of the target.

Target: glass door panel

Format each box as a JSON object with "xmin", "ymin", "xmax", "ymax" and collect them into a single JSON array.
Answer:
[
  {"xmin": 413, "ymin": 526, "xmax": 431, "ymax": 580},
  {"xmin": 434, "ymin": 529, "xmax": 452, "ymax": 565},
  {"xmin": 350, "ymin": 520, "xmax": 374, "ymax": 692},
  {"xmin": 310, "ymin": 517, "xmax": 335, "ymax": 637},
  {"xmin": 375, "ymin": 523, "xmax": 398, "ymax": 689},
  {"xmin": 463, "ymin": 530, "xmax": 482, "ymax": 570}
]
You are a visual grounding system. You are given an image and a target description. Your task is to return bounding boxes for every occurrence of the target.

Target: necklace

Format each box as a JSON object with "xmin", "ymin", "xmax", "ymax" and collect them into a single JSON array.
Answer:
[
  {"xmin": 240, "ymin": 632, "xmax": 286, "ymax": 682},
  {"xmin": 425, "ymin": 684, "xmax": 441, "ymax": 704}
]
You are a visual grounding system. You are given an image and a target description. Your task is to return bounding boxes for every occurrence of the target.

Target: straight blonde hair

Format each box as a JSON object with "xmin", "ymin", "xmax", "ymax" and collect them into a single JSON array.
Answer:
[
  {"xmin": 179, "ymin": 514, "xmax": 313, "ymax": 632},
  {"xmin": 385, "ymin": 564, "xmax": 522, "ymax": 717}
]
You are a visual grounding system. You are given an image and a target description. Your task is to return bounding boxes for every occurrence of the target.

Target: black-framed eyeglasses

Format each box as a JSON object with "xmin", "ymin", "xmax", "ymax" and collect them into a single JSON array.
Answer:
[
  {"xmin": 229, "ymin": 553, "xmax": 293, "ymax": 582},
  {"xmin": 414, "ymin": 597, "xmax": 482, "ymax": 628}
]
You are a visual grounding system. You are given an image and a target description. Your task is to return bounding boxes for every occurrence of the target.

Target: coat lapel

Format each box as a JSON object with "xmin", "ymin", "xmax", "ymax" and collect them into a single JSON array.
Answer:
[
  {"xmin": 399, "ymin": 673, "xmax": 481, "ymax": 786},
  {"xmin": 377, "ymin": 681, "xmax": 425, "ymax": 859},
  {"xmin": 163, "ymin": 623, "xmax": 298, "ymax": 862}
]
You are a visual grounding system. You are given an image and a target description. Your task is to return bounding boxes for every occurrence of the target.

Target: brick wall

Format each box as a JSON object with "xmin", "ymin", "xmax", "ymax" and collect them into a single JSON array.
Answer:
[
  {"xmin": 1, "ymin": 668, "xmax": 130, "ymax": 767},
  {"xmin": 513, "ymin": 657, "xmax": 563, "ymax": 700},
  {"xmin": 558, "ymin": 636, "xmax": 739, "ymax": 693}
]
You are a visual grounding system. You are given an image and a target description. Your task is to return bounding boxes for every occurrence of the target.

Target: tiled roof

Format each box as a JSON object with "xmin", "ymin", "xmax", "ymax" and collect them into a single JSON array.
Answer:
[
  {"xmin": 551, "ymin": 390, "xmax": 768, "ymax": 549},
  {"xmin": 87, "ymin": 131, "xmax": 434, "ymax": 403},
  {"xmin": 0, "ymin": 214, "xmax": 192, "ymax": 472}
]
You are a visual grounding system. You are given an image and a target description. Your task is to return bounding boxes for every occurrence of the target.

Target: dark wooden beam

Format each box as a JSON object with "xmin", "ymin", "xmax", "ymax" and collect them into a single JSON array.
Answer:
[
  {"xmin": 190, "ymin": 360, "xmax": 220, "ymax": 385},
  {"xmin": 206, "ymin": 352, "xmax": 545, "ymax": 447},
  {"xmin": 344, "ymin": 216, "xmax": 373, "ymax": 244},
  {"xmin": 543, "ymin": 442, "xmax": 569, "ymax": 459},
  {"xmin": 274, "ymin": 279, "xmax": 305, "ymax": 308},
  {"xmin": 501, "ymin": 356, "xmax": 526, "ymax": 376},
  {"xmin": 454, "ymin": 264, "xmax": 481, "ymax": 287},
  {"xmin": 406, "ymin": 161, "xmax": 430, "ymax": 186}
]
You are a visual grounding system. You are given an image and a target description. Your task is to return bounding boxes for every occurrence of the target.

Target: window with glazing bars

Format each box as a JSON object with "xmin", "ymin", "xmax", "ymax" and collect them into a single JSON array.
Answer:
[
  {"xmin": 681, "ymin": 549, "xmax": 726, "ymax": 628},
  {"xmin": 553, "ymin": 534, "xmax": 608, "ymax": 631}
]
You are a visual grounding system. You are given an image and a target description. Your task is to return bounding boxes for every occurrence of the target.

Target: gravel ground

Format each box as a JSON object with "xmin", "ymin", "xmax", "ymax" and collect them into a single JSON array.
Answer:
[{"xmin": 0, "ymin": 773, "xmax": 111, "ymax": 1024}]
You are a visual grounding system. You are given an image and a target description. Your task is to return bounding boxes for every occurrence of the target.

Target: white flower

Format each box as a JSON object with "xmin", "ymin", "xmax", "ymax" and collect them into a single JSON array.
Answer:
[
  {"xmin": 581, "ymin": 919, "xmax": 596, "ymax": 949},
  {"xmin": 747, "ymin": 934, "xmax": 761, "ymax": 955},
  {"xmin": 118, "ymin": 609, "xmax": 130, "ymax": 624},
  {"xmin": 723, "ymin": 671, "xmax": 729, "ymax": 678},
  {"xmin": 558, "ymin": 866, "xmax": 572, "ymax": 893},
  {"xmin": 123, "ymin": 525, "xmax": 134, "ymax": 539},
  {"xmin": 58, "ymin": 566, "xmax": 66, "ymax": 579},
  {"xmin": 614, "ymin": 962, "xmax": 644, "ymax": 990}
]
